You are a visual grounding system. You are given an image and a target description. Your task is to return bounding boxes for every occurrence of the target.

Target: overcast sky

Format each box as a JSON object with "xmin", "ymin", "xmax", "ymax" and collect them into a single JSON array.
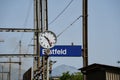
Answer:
[{"xmin": 0, "ymin": 0, "xmax": 120, "ymax": 72}]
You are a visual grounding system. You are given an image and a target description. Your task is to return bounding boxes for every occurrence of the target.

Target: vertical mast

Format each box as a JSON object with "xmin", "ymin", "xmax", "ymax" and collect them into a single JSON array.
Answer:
[
  {"xmin": 19, "ymin": 40, "xmax": 22, "ymax": 80},
  {"xmin": 33, "ymin": 0, "xmax": 41, "ymax": 71},
  {"xmin": 82, "ymin": 0, "xmax": 88, "ymax": 80},
  {"xmin": 33, "ymin": 0, "xmax": 42, "ymax": 79},
  {"xmin": 83, "ymin": 0, "xmax": 88, "ymax": 68},
  {"xmin": 2, "ymin": 65, "xmax": 3, "ymax": 80},
  {"xmin": 33, "ymin": 0, "xmax": 49, "ymax": 79},
  {"xmin": 42, "ymin": 0, "xmax": 49, "ymax": 80},
  {"xmin": 9, "ymin": 58, "xmax": 11, "ymax": 80}
]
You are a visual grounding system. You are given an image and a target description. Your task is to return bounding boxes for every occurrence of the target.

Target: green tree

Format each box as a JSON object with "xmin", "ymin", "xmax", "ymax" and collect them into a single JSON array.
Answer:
[
  {"xmin": 60, "ymin": 71, "xmax": 71, "ymax": 80},
  {"xmin": 60, "ymin": 71, "xmax": 83, "ymax": 80}
]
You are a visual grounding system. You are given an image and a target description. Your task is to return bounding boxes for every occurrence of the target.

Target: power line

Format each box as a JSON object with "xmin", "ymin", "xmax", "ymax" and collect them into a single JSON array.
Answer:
[
  {"xmin": 48, "ymin": 0, "xmax": 74, "ymax": 25},
  {"xmin": 57, "ymin": 15, "xmax": 82, "ymax": 38},
  {"xmin": 26, "ymin": 0, "xmax": 73, "ymax": 53}
]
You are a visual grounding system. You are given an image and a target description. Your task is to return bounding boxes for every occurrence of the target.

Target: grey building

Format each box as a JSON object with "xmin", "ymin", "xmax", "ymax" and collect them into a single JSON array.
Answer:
[{"xmin": 79, "ymin": 63, "xmax": 120, "ymax": 80}]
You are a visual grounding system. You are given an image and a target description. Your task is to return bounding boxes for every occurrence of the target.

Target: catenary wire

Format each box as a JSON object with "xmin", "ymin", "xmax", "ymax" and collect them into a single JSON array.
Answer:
[
  {"xmin": 57, "ymin": 15, "xmax": 82, "ymax": 38},
  {"xmin": 13, "ymin": 0, "xmax": 76, "ymax": 53},
  {"xmin": 25, "ymin": 15, "xmax": 82, "ymax": 54},
  {"xmin": 25, "ymin": 0, "xmax": 74, "ymax": 54},
  {"xmin": 48, "ymin": 0, "xmax": 74, "ymax": 25}
]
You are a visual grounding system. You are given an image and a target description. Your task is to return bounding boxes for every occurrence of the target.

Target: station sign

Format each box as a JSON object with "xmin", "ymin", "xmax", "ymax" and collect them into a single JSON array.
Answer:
[{"xmin": 40, "ymin": 45, "xmax": 82, "ymax": 57}]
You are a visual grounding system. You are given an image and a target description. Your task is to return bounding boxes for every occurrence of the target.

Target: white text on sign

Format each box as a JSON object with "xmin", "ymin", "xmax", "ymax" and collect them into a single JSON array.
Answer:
[{"xmin": 42, "ymin": 49, "xmax": 67, "ymax": 55}]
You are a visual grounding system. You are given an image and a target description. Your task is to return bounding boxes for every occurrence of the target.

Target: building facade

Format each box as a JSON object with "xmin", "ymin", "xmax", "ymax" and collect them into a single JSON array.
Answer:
[{"xmin": 80, "ymin": 63, "xmax": 120, "ymax": 80}]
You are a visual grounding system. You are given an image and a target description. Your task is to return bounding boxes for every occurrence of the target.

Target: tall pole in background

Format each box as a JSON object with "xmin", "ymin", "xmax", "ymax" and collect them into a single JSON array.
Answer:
[
  {"xmin": 33, "ymin": 0, "xmax": 38, "ymax": 71},
  {"xmin": 33, "ymin": 0, "xmax": 37, "ymax": 73},
  {"xmin": 9, "ymin": 58, "xmax": 11, "ymax": 80},
  {"xmin": 19, "ymin": 40, "xmax": 22, "ymax": 80},
  {"xmin": 2, "ymin": 65, "xmax": 3, "ymax": 80},
  {"xmin": 36, "ymin": 0, "xmax": 41, "ymax": 68},
  {"xmin": 82, "ymin": 0, "xmax": 88, "ymax": 80},
  {"xmin": 44, "ymin": 0, "xmax": 49, "ymax": 80}
]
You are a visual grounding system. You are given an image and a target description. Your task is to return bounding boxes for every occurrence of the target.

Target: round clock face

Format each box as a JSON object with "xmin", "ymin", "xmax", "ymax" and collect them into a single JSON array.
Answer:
[{"xmin": 39, "ymin": 31, "xmax": 57, "ymax": 48}]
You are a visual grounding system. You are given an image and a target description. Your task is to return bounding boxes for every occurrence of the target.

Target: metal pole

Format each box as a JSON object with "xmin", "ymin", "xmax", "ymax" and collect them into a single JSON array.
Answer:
[
  {"xmin": 7, "ymin": 73, "xmax": 9, "ymax": 80},
  {"xmin": 45, "ymin": 0, "xmax": 48, "ymax": 31},
  {"xmin": 42, "ymin": 0, "xmax": 49, "ymax": 80},
  {"xmin": 82, "ymin": 0, "xmax": 88, "ymax": 80},
  {"xmin": 45, "ymin": 0, "xmax": 49, "ymax": 79},
  {"xmin": 19, "ymin": 41, "xmax": 22, "ymax": 80},
  {"xmin": 83, "ymin": 0, "xmax": 88, "ymax": 68},
  {"xmin": 47, "ymin": 56, "xmax": 49, "ymax": 80},
  {"xmin": 9, "ymin": 58, "xmax": 11, "ymax": 80},
  {"xmin": 42, "ymin": 57, "xmax": 45, "ymax": 80},
  {"xmin": 36, "ymin": 0, "xmax": 40, "ymax": 69},
  {"xmin": 33, "ymin": 0, "xmax": 42, "ymax": 79},
  {"xmin": 2, "ymin": 65, "xmax": 3, "ymax": 80},
  {"xmin": 33, "ymin": 0, "xmax": 37, "ymax": 73}
]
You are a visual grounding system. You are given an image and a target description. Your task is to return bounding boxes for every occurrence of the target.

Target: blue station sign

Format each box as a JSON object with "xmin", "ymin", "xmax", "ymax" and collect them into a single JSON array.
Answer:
[{"xmin": 40, "ymin": 45, "xmax": 82, "ymax": 57}]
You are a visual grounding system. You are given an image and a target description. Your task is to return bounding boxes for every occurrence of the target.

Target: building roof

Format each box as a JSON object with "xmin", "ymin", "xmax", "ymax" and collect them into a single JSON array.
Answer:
[{"xmin": 79, "ymin": 63, "xmax": 120, "ymax": 74}]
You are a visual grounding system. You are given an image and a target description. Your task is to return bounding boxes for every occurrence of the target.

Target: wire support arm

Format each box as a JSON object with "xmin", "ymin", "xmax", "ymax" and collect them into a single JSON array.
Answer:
[
  {"xmin": 0, "ymin": 28, "xmax": 41, "ymax": 32},
  {"xmin": 0, "ymin": 54, "xmax": 38, "ymax": 58}
]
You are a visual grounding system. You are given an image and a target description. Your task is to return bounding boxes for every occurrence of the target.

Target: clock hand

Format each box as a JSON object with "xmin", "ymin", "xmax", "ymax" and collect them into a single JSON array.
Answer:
[{"xmin": 44, "ymin": 36, "xmax": 52, "ymax": 47}]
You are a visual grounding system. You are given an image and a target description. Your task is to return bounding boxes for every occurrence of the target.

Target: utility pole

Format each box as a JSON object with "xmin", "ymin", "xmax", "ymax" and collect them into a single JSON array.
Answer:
[
  {"xmin": 33, "ymin": 0, "xmax": 49, "ymax": 80},
  {"xmin": 9, "ymin": 58, "xmax": 11, "ymax": 80},
  {"xmin": 7, "ymin": 73, "xmax": 9, "ymax": 80},
  {"xmin": 42, "ymin": 0, "xmax": 49, "ymax": 80},
  {"xmin": 2, "ymin": 65, "xmax": 3, "ymax": 80},
  {"xmin": 19, "ymin": 41, "xmax": 22, "ymax": 80},
  {"xmin": 33, "ymin": 0, "xmax": 42, "ymax": 79},
  {"xmin": 82, "ymin": 0, "xmax": 88, "ymax": 80}
]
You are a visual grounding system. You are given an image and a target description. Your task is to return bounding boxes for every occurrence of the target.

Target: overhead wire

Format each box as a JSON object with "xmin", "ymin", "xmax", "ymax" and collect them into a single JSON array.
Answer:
[
  {"xmin": 25, "ymin": 0, "xmax": 74, "ymax": 54},
  {"xmin": 48, "ymin": 0, "xmax": 74, "ymax": 25},
  {"xmin": 12, "ymin": 0, "xmax": 77, "ymax": 53},
  {"xmin": 57, "ymin": 15, "xmax": 82, "ymax": 38}
]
